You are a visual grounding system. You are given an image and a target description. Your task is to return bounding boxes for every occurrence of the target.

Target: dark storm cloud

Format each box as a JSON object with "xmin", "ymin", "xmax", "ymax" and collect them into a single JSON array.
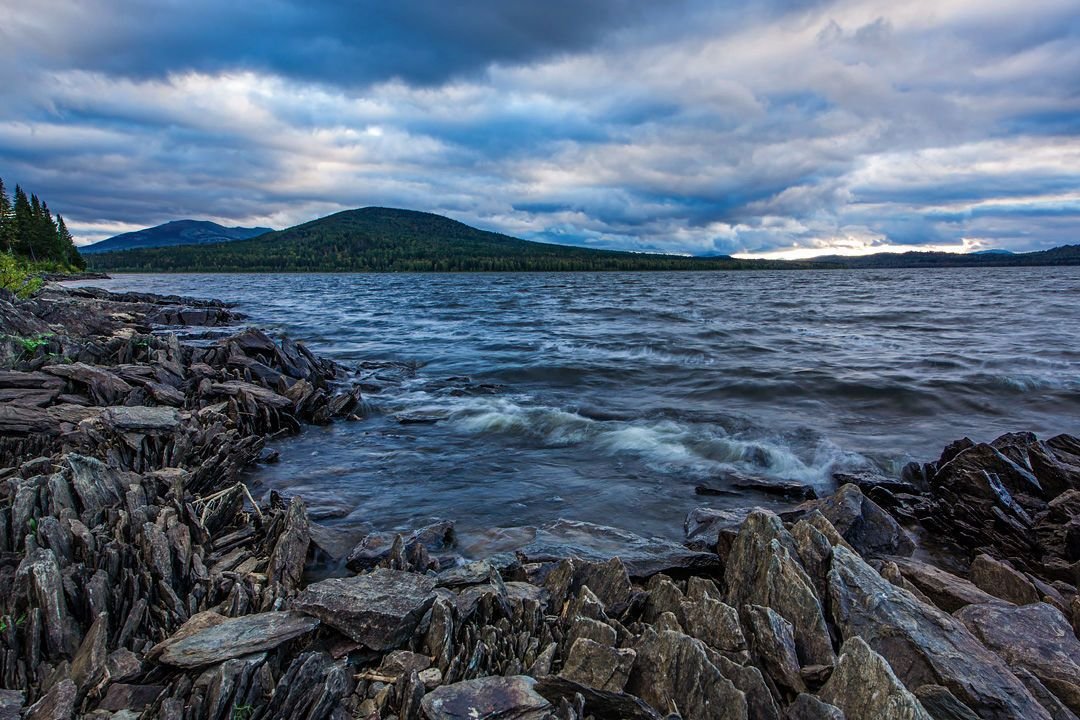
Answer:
[{"xmin": 0, "ymin": 0, "xmax": 1077, "ymax": 254}]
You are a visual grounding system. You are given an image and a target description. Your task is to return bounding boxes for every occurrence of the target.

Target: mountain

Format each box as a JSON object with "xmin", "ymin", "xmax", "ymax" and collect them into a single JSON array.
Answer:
[
  {"xmin": 805, "ymin": 244, "xmax": 1080, "ymax": 269},
  {"xmin": 85, "ymin": 207, "xmax": 812, "ymax": 272},
  {"xmin": 81, "ymin": 220, "xmax": 272, "ymax": 254}
]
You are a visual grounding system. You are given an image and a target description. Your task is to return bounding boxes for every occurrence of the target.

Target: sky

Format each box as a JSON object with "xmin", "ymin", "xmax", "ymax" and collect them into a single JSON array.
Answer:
[{"xmin": 0, "ymin": 1, "xmax": 1078, "ymax": 257}]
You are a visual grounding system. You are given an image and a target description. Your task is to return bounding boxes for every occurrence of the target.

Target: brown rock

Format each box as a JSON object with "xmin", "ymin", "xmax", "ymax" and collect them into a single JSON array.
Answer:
[
  {"xmin": 969, "ymin": 554, "xmax": 1040, "ymax": 605},
  {"xmin": 558, "ymin": 637, "xmax": 635, "ymax": 692},
  {"xmin": 819, "ymin": 636, "xmax": 931, "ymax": 720},
  {"xmin": 421, "ymin": 675, "xmax": 551, "ymax": 720},
  {"xmin": 744, "ymin": 604, "xmax": 807, "ymax": 696},
  {"xmin": 891, "ymin": 557, "xmax": 1002, "ymax": 613}
]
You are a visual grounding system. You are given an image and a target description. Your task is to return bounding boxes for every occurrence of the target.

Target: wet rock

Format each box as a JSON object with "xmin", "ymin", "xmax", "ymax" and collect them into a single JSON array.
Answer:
[
  {"xmin": 346, "ymin": 521, "xmax": 456, "ymax": 571},
  {"xmin": 891, "ymin": 557, "xmax": 1001, "ymax": 613},
  {"xmin": 558, "ymin": 637, "xmax": 635, "ymax": 692},
  {"xmin": 266, "ymin": 496, "xmax": 311, "ymax": 598},
  {"xmin": 968, "ymin": 554, "xmax": 1040, "ymax": 605},
  {"xmin": 743, "ymin": 604, "xmax": 807, "ymax": 696},
  {"xmin": 784, "ymin": 693, "xmax": 845, "ymax": 720},
  {"xmin": 150, "ymin": 611, "xmax": 319, "ymax": 668},
  {"xmin": 627, "ymin": 628, "xmax": 747, "ymax": 719},
  {"xmin": 914, "ymin": 685, "xmax": 981, "ymax": 720},
  {"xmin": 421, "ymin": 675, "xmax": 551, "ymax": 720},
  {"xmin": 784, "ymin": 484, "xmax": 914, "ymax": 558},
  {"xmin": 685, "ymin": 506, "xmax": 755, "ymax": 554},
  {"xmin": 512, "ymin": 519, "xmax": 720, "ymax": 577},
  {"xmin": 534, "ymin": 676, "xmax": 664, "ymax": 720},
  {"xmin": 956, "ymin": 602, "xmax": 1080, "ymax": 715},
  {"xmin": 25, "ymin": 679, "xmax": 77, "ymax": 720},
  {"xmin": 292, "ymin": 568, "xmax": 437, "ymax": 650},
  {"xmin": 725, "ymin": 510, "xmax": 835, "ymax": 667},
  {"xmin": 819, "ymin": 636, "xmax": 931, "ymax": 720},
  {"xmin": 828, "ymin": 545, "xmax": 1050, "ymax": 720}
]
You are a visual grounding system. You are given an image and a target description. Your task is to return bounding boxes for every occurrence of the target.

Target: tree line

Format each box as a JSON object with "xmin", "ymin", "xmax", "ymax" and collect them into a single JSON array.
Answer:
[{"xmin": 0, "ymin": 177, "xmax": 85, "ymax": 270}]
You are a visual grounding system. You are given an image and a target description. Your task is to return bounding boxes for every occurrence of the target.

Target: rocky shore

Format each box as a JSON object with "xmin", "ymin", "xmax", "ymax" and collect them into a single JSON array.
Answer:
[{"xmin": 1, "ymin": 284, "xmax": 1078, "ymax": 720}]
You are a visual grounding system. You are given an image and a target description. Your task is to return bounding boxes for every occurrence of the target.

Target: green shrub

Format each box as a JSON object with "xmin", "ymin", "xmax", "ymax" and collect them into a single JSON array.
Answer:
[{"xmin": 0, "ymin": 253, "xmax": 43, "ymax": 298}]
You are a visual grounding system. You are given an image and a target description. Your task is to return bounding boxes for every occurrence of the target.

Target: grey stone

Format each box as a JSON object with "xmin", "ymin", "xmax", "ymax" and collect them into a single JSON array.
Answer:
[
  {"xmin": 785, "ymin": 484, "xmax": 914, "ymax": 557},
  {"xmin": 421, "ymin": 675, "xmax": 551, "ymax": 720},
  {"xmin": 914, "ymin": 685, "xmax": 981, "ymax": 720},
  {"xmin": 819, "ymin": 636, "xmax": 932, "ymax": 720},
  {"xmin": 150, "ymin": 611, "xmax": 318, "ymax": 668},
  {"xmin": 828, "ymin": 545, "xmax": 1050, "ymax": 720},
  {"xmin": 558, "ymin": 637, "xmax": 635, "ymax": 692},
  {"xmin": 744, "ymin": 604, "xmax": 807, "ymax": 696},
  {"xmin": 25, "ymin": 679, "xmax": 76, "ymax": 720},
  {"xmin": 292, "ymin": 568, "xmax": 437, "ymax": 650},
  {"xmin": 956, "ymin": 602, "xmax": 1080, "ymax": 716},
  {"xmin": 785, "ymin": 693, "xmax": 846, "ymax": 720}
]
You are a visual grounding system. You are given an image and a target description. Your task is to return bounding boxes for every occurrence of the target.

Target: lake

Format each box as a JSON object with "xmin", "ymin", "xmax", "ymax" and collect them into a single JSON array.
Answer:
[{"xmin": 69, "ymin": 268, "xmax": 1080, "ymax": 548}]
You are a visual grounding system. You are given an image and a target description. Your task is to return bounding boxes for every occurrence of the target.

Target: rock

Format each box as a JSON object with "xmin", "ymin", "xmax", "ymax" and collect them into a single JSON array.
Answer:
[
  {"xmin": 70, "ymin": 612, "xmax": 109, "ymax": 696},
  {"xmin": 914, "ymin": 685, "xmax": 981, "ymax": 720},
  {"xmin": 150, "ymin": 611, "xmax": 319, "ymax": 668},
  {"xmin": 819, "ymin": 636, "xmax": 931, "ymax": 719},
  {"xmin": 891, "ymin": 557, "xmax": 1002, "ymax": 613},
  {"xmin": 681, "ymin": 595, "xmax": 747, "ymax": 658},
  {"xmin": 627, "ymin": 628, "xmax": 747, "ymax": 719},
  {"xmin": 828, "ymin": 545, "xmax": 1051, "ymax": 720},
  {"xmin": 421, "ymin": 675, "xmax": 551, "ymax": 720},
  {"xmin": 1011, "ymin": 668, "xmax": 1080, "ymax": 720},
  {"xmin": 784, "ymin": 693, "xmax": 846, "ymax": 720},
  {"xmin": 684, "ymin": 506, "xmax": 755, "ymax": 554},
  {"xmin": 346, "ymin": 520, "xmax": 456, "ymax": 571},
  {"xmin": 0, "ymin": 690, "xmax": 23, "ymax": 720},
  {"xmin": 956, "ymin": 602, "xmax": 1080, "ymax": 715},
  {"xmin": 292, "ymin": 568, "xmax": 437, "ymax": 650},
  {"xmin": 266, "ymin": 496, "xmax": 311, "ymax": 596},
  {"xmin": 380, "ymin": 649, "xmax": 433, "ymax": 677},
  {"xmin": 743, "ymin": 604, "xmax": 807, "ymax": 696},
  {"xmin": 16, "ymin": 546, "xmax": 77, "ymax": 657},
  {"xmin": 558, "ymin": 637, "xmax": 636, "ymax": 692},
  {"xmin": 784, "ymin": 484, "xmax": 914, "ymax": 558},
  {"xmin": 571, "ymin": 557, "xmax": 633, "ymax": 617},
  {"xmin": 725, "ymin": 510, "xmax": 835, "ymax": 668},
  {"xmin": 512, "ymin": 519, "xmax": 721, "ymax": 577},
  {"xmin": 968, "ymin": 554, "xmax": 1040, "ymax": 605},
  {"xmin": 24, "ymin": 679, "xmax": 77, "ymax": 720},
  {"xmin": 101, "ymin": 405, "xmax": 181, "ymax": 432},
  {"xmin": 43, "ymin": 362, "xmax": 132, "ymax": 405},
  {"xmin": 534, "ymin": 676, "xmax": 664, "ymax": 720},
  {"xmin": 66, "ymin": 453, "xmax": 125, "ymax": 523},
  {"xmin": 105, "ymin": 648, "xmax": 143, "ymax": 683},
  {"xmin": 97, "ymin": 684, "xmax": 166, "ymax": 713}
]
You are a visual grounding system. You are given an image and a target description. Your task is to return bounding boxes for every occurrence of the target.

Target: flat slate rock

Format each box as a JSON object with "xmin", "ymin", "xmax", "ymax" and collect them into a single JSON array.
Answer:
[
  {"xmin": 421, "ymin": 675, "xmax": 551, "ymax": 720},
  {"xmin": 102, "ymin": 405, "xmax": 181, "ymax": 432},
  {"xmin": 512, "ymin": 519, "xmax": 720, "ymax": 577},
  {"xmin": 291, "ymin": 568, "xmax": 437, "ymax": 650},
  {"xmin": 151, "ymin": 611, "xmax": 319, "ymax": 668},
  {"xmin": 0, "ymin": 690, "xmax": 23, "ymax": 720}
]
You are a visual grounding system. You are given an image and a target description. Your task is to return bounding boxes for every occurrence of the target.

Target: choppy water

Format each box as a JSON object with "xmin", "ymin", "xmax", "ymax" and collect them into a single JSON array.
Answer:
[{"xmin": 70, "ymin": 268, "xmax": 1080, "ymax": 545}]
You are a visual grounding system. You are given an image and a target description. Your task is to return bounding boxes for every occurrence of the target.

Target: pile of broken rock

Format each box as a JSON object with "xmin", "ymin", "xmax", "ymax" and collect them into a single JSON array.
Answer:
[{"xmin": 1, "ymin": 284, "xmax": 1079, "ymax": 720}]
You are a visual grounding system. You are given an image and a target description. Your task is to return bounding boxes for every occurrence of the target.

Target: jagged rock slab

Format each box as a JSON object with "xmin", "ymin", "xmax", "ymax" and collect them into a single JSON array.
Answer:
[
  {"xmin": 101, "ymin": 405, "xmax": 181, "ymax": 432},
  {"xmin": 819, "ymin": 636, "xmax": 932, "ymax": 719},
  {"xmin": 421, "ymin": 675, "xmax": 551, "ymax": 720},
  {"xmin": 558, "ymin": 637, "xmax": 635, "ymax": 692},
  {"xmin": 956, "ymin": 602, "xmax": 1080, "ymax": 716},
  {"xmin": 291, "ymin": 568, "xmax": 437, "ymax": 650},
  {"xmin": 0, "ymin": 690, "xmax": 23, "ymax": 720},
  {"xmin": 891, "ymin": 557, "xmax": 1002, "ymax": 613},
  {"xmin": 784, "ymin": 693, "xmax": 845, "ymax": 720},
  {"xmin": 784, "ymin": 483, "xmax": 914, "ymax": 557},
  {"xmin": 969, "ymin": 554, "xmax": 1040, "ymax": 605},
  {"xmin": 535, "ymin": 676, "xmax": 664, "ymax": 720},
  {"xmin": 512, "ymin": 519, "xmax": 720, "ymax": 577},
  {"xmin": 828, "ymin": 545, "xmax": 1051, "ymax": 720},
  {"xmin": 150, "ymin": 611, "xmax": 318, "ymax": 668}
]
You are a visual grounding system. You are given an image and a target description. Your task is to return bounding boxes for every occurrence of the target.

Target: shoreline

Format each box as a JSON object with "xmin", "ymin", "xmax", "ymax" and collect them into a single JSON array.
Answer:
[{"xmin": 1, "ymin": 283, "xmax": 1078, "ymax": 719}]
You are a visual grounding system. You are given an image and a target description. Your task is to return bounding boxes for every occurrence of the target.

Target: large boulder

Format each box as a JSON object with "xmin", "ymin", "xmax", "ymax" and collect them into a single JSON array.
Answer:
[
  {"xmin": 819, "ymin": 636, "xmax": 931, "ymax": 719},
  {"xmin": 558, "ymin": 637, "xmax": 635, "ymax": 693},
  {"xmin": 627, "ymin": 628, "xmax": 748, "ymax": 719},
  {"xmin": 725, "ymin": 510, "xmax": 835, "ymax": 667},
  {"xmin": 421, "ymin": 676, "xmax": 551, "ymax": 720},
  {"xmin": 784, "ymin": 484, "xmax": 914, "ymax": 558},
  {"xmin": 828, "ymin": 545, "xmax": 1050, "ymax": 720},
  {"xmin": 968, "ymin": 554, "xmax": 1040, "ymax": 606},
  {"xmin": 291, "ymin": 568, "xmax": 437, "ymax": 650},
  {"xmin": 890, "ymin": 558, "xmax": 1001, "ymax": 613},
  {"xmin": 956, "ymin": 602, "xmax": 1080, "ymax": 715}
]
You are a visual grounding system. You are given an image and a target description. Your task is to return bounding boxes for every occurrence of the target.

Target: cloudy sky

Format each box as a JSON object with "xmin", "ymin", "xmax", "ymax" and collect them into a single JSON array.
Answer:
[{"xmin": 0, "ymin": 0, "xmax": 1077, "ymax": 257}]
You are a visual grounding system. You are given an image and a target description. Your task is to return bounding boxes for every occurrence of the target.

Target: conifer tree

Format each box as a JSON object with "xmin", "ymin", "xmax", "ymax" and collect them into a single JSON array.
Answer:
[
  {"xmin": 13, "ymin": 185, "xmax": 34, "ymax": 260},
  {"xmin": 0, "ymin": 177, "xmax": 12, "ymax": 253}
]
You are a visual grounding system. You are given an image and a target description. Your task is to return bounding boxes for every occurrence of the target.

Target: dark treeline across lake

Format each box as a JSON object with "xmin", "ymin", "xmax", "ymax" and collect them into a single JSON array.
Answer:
[{"xmin": 68, "ymin": 268, "xmax": 1080, "ymax": 549}]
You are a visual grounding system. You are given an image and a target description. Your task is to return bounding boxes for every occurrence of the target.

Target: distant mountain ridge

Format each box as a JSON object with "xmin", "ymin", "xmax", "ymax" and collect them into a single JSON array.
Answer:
[
  {"xmin": 85, "ymin": 207, "xmax": 809, "ymax": 272},
  {"xmin": 84, "ymin": 207, "xmax": 1080, "ymax": 272},
  {"xmin": 81, "ymin": 219, "xmax": 272, "ymax": 254}
]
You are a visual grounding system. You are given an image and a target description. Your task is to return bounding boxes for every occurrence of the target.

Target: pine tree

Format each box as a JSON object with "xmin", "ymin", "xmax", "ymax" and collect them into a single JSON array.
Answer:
[
  {"xmin": 56, "ymin": 215, "xmax": 85, "ymax": 270},
  {"xmin": 12, "ymin": 185, "xmax": 34, "ymax": 260}
]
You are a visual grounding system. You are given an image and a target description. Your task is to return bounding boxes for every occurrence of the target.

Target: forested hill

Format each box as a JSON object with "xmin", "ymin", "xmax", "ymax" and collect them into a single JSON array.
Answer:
[
  {"xmin": 807, "ymin": 244, "xmax": 1080, "ymax": 268},
  {"xmin": 85, "ymin": 207, "xmax": 810, "ymax": 272},
  {"xmin": 81, "ymin": 220, "xmax": 272, "ymax": 254}
]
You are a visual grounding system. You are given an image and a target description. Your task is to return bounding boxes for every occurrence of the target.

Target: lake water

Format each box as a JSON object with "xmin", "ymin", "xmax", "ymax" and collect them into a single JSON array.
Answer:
[{"xmin": 69, "ymin": 268, "xmax": 1080, "ymax": 546}]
